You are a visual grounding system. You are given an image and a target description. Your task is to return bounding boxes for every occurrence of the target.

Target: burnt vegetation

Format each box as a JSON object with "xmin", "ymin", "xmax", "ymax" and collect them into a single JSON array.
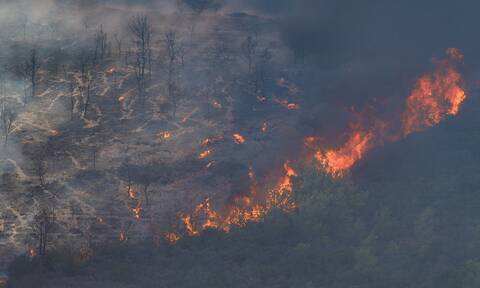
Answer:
[{"xmin": 0, "ymin": 0, "xmax": 480, "ymax": 287}]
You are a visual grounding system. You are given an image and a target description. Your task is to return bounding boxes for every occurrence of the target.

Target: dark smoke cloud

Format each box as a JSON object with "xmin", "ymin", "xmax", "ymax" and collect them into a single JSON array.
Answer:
[{"xmin": 271, "ymin": 0, "xmax": 480, "ymax": 128}]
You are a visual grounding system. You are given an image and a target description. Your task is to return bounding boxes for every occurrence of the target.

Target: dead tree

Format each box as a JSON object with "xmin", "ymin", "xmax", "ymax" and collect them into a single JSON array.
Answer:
[
  {"xmin": 82, "ymin": 70, "xmax": 93, "ymax": 118},
  {"xmin": 68, "ymin": 77, "xmax": 75, "ymax": 120},
  {"xmin": 31, "ymin": 207, "xmax": 56, "ymax": 257},
  {"xmin": 113, "ymin": 33, "xmax": 124, "ymax": 59},
  {"xmin": 34, "ymin": 155, "xmax": 47, "ymax": 187},
  {"xmin": 128, "ymin": 15, "xmax": 152, "ymax": 110},
  {"xmin": 165, "ymin": 31, "xmax": 182, "ymax": 120},
  {"xmin": 91, "ymin": 145, "xmax": 97, "ymax": 169},
  {"xmin": 1, "ymin": 106, "xmax": 15, "ymax": 150},
  {"xmin": 241, "ymin": 33, "xmax": 258, "ymax": 73},
  {"xmin": 254, "ymin": 48, "xmax": 272, "ymax": 98},
  {"xmin": 0, "ymin": 80, "xmax": 15, "ymax": 149},
  {"xmin": 93, "ymin": 24, "xmax": 108, "ymax": 64},
  {"xmin": 23, "ymin": 47, "xmax": 40, "ymax": 103}
]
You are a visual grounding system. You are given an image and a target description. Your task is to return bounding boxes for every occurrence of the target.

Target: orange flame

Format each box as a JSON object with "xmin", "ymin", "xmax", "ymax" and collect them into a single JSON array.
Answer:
[
  {"xmin": 266, "ymin": 161, "xmax": 298, "ymax": 210},
  {"xmin": 273, "ymin": 98, "xmax": 300, "ymax": 110},
  {"xmin": 167, "ymin": 49, "xmax": 467, "ymax": 243},
  {"xmin": 160, "ymin": 131, "xmax": 172, "ymax": 140},
  {"xmin": 308, "ymin": 48, "xmax": 466, "ymax": 177},
  {"xmin": 178, "ymin": 161, "xmax": 297, "ymax": 236},
  {"xmin": 164, "ymin": 232, "xmax": 181, "ymax": 243},
  {"xmin": 314, "ymin": 130, "xmax": 374, "ymax": 176},
  {"xmin": 402, "ymin": 48, "xmax": 466, "ymax": 135},
  {"xmin": 119, "ymin": 231, "xmax": 127, "ymax": 241},
  {"xmin": 202, "ymin": 138, "xmax": 212, "ymax": 146},
  {"xmin": 198, "ymin": 150, "xmax": 212, "ymax": 159},
  {"xmin": 201, "ymin": 136, "xmax": 223, "ymax": 146},
  {"xmin": 128, "ymin": 187, "xmax": 137, "ymax": 199},
  {"xmin": 48, "ymin": 129, "xmax": 59, "ymax": 137},
  {"xmin": 233, "ymin": 133, "xmax": 246, "ymax": 144},
  {"xmin": 132, "ymin": 201, "xmax": 142, "ymax": 220}
]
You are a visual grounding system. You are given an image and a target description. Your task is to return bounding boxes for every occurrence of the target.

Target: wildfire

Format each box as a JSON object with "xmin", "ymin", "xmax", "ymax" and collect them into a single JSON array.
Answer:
[
  {"xmin": 233, "ymin": 133, "xmax": 246, "ymax": 144},
  {"xmin": 273, "ymin": 98, "xmax": 300, "ymax": 110},
  {"xmin": 201, "ymin": 136, "xmax": 222, "ymax": 146},
  {"xmin": 48, "ymin": 129, "xmax": 59, "ymax": 137},
  {"xmin": 106, "ymin": 67, "xmax": 116, "ymax": 75},
  {"xmin": 402, "ymin": 48, "xmax": 466, "ymax": 135},
  {"xmin": 315, "ymin": 130, "xmax": 374, "ymax": 176},
  {"xmin": 211, "ymin": 100, "xmax": 222, "ymax": 109},
  {"xmin": 266, "ymin": 161, "xmax": 298, "ymax": 210},
  {"xmin": 198, "ymin": 149, "xmax": 212, "ymax": 159},
  {"xmin": 248, "ymin": 165, "xmax": 258, "ymax": 196},
  {"xmin": 178, "ymin": 161, "xmax": 297, "ymax": 236},
  {"xmin": 132, "ymin": 201, "xmax": 142, "ymax": 219},
  {"xmin": 261, "ymin": 122, "xmax": 268, "ymax": 133},
  {"xmin": 119, "ymin": 231, "xmax": 127, "ymax": 241},
  {"xmin": 28, "ymin": 248, "xmax": 37, "ymax": 258},
  {"xmin": 309, "ymin": 48, "xmax": 466, "ymax": 177},
  {"xmin": 158, "ymin": 49, "xmax": 468, "ymax": 244},
  {"xmin": 159, "ymin": 131, "xmax": 172, "ymax": 140},
  {"xmin": 164, "ymin": 232, "xmax": 181, "ymax": 243},
  {"xmin": 128, "ymin": 187, "xmax": 137, "ymax": 199}
]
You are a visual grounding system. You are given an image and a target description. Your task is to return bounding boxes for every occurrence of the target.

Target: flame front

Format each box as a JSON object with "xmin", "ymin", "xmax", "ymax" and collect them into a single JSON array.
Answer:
[
  {"xmin": 315, "ymin": 130, "xmax": 374, "ymax": 176},
  {"xmin": 166, "ymin": 49, "xmax": 467, "ymax": 243},
  {"xmin": 402, "ymin": 48, "xmax": 466, "ymax": 135},
  {"xmin": 172, "ymin": 161, "xmax": 297, "ymax": 238},
  {"xmin": 308, "ymin": 48, "xmax": 466, "ymax": 177}
]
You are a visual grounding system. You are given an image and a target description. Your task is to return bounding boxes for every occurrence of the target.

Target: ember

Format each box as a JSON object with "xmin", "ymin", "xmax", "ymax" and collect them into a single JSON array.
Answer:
[
  {"xmin": 198, "ymin": 150, "xmax": 212, "ymax": 159},
  {"xmin": 160, "ymin": 131, "xmax": 172, "ymax": 140},
  {"xmin": 233, "ymin": 133, "xmax": 246, "ymax": 144}
]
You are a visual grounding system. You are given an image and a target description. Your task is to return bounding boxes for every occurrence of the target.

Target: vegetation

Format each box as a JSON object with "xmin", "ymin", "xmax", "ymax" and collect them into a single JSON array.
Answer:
[{"xmin": 7, "ymin": 155, "xmax": 480, "ymax": 287}]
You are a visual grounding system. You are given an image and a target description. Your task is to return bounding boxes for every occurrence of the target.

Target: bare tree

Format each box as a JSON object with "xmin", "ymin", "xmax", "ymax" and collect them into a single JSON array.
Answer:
[
  {"xmin": 165, "ymin": 31, "xmax": 183, "ymax": 120},
  {"xmin": 93, "ymin": 24, "xmax": 108, "ymax": 64},
  {"xmin": 1, "ymin": 106, "xmax": 15, "ymax": 150},
  {"xmin": 81, "ymin": 70, "xmax": 94, "ymax": 118},
  {"xmin": 68, "ymin": 77, "xmax": 75, "ymax": 121},
  {"xmin": 254, "ymin": 48, "xmax": 272, "ymax": 98},
  {"xmin": 74, "ymin": 51, "xmax": 95, "ymax": 119},
  {"xmin": 31, "ymin": 207, "xmax": 56, "ymax": 257},
  {"xmin": 241, "ymin": 33, "xmax": 258, "ymax": 73},
  {"xmin": 23, "ymin": 47, "xmax": 40, "ymax": 103},
  {"xmin": 128, "ymin": 15, "xmax": 152, "ymax": 110},
  {"xmin": 113, "ymin": 33, "xmax": 124, "ymax": 59},
  {"xmin": 34, "ymin": 155, "xmax": 47, "ymax": 187},
  {"xmin": 0, "ymin": 79, "xmax": 15, "ymax": 149}
]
